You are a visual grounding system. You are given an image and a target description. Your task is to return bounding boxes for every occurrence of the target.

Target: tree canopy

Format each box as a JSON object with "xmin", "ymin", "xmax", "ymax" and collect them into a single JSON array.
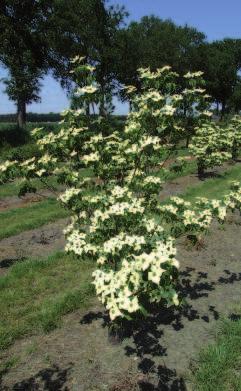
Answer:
[{"xmin": 1, "ymin": 3, "xmax": 241, "ymax": 122}]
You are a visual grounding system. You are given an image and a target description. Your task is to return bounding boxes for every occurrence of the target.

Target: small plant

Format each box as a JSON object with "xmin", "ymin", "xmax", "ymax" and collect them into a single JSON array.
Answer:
[{"xmin": 190, "ymin": 122, "xmax": 232, "ymax": 179}]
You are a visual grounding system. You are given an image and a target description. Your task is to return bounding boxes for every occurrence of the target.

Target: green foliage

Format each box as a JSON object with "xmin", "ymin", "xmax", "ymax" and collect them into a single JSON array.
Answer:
[
  {"xmin": 1, "ymin": 60, "xmax": 240, "ymax": 323},
  {"xmin": 1, "ymin": 143, "xmax": 42, "ymax": 163},
  {"xmin": 197, "ymin": 39, "xmax": 241, "ymax": 115},
  {"xmin": 115, "ymin": 15, "xmax": 206, "ymax": 98},
  {"xmin": 0, "ymin": 124, "xmax": 30, "ymax": 148},
  {"xmin": 190, "ymin": 122, "xmax": 233, "ymax": 178}
]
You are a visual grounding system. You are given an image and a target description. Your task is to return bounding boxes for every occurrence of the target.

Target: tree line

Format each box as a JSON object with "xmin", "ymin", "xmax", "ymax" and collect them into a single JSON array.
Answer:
[{"xmin": 0, "ymin": 0, "xmax": 241, "ymax": 128}]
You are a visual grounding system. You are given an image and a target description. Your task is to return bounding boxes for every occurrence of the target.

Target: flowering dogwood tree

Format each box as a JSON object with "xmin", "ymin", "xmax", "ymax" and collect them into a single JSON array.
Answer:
[
  {"xmin": 0, "ymin": 58, "xmax": 241, "ymax": 323},
  {"xmin": 190, "ymin": 122, "xmax": 233, "ymax": 178},
  {"xmin": 228, "ymin": 115, "xmax": 241, "ymax": 161}
]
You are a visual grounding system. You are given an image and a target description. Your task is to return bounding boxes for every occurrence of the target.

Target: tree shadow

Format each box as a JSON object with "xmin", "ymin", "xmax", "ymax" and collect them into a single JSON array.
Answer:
[
  {"xmin": 80, "ymin": 265, "xmax": 241, "ymax": 390},
  {"xmin": 1, "ymin": 364, "xmax": 72, "ymax": 391},
  {"xmin": 0, "ymin": 257, "xmax": 26, "ymax": 270}
]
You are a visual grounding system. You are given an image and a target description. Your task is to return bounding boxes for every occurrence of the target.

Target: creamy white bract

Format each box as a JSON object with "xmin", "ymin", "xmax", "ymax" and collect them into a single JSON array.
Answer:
[{"xmin": 0, "ymin": 58, "xmax": 240, "ymax": 321}]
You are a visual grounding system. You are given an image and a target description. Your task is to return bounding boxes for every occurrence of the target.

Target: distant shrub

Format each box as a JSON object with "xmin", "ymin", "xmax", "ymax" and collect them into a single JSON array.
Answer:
[
  {"xmin": 0, "ymin": 113, "xmax": 61, "ymax": 123},
  {"xmin": 0, "ymin": 124, "xmax": 30, "ymax": 147},
  {"xmin": 26, "ymin": 122, "xmax": 60, "ymax": 134},
  {"xmin": 8, "ymin": 143, "xmax": 42, "ymax": 162}
]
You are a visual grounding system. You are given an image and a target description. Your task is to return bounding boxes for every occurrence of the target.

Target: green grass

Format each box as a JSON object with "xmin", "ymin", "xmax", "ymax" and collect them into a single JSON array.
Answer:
[
  {"xmin": 0, "ymin": 252, "xmax": 95, "ymax": 350},
  {"xmin": 192, "ymin": 315, "xmax": 241, "ymax": 390},
  {"xmin": 0, "ymin": 177, "xmax": 59, "ymax": 199},
  {"xmin": 0, "ymin": 198, "xmax": 69, "ymax": 239},
  {"xmin": 164, "ymin": 159, "xmax": 197, "ymax": 181},
  {"xmin": 182, "ymin": 164, "xmax": 241, "ymax": 202}
]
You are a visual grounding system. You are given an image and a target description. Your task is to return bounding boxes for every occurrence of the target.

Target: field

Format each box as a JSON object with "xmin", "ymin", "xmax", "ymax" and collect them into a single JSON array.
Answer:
[{"xmin": 0, "ymin": 121, "xmax": 241, "ymax": 390}]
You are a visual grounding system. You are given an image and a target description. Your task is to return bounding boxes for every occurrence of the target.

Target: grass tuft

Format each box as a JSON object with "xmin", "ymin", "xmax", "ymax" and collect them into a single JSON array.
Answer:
[
  {"xmin": 0, "ymin": 252, "xmax": 94, "ymax": 350},
  {"xmin": 0, "ymin": 198, "xmax": 69, "ymax": 239},
  {"xmin": 193, "ymin": 315, "xmax": 241, "ymax": 390}
]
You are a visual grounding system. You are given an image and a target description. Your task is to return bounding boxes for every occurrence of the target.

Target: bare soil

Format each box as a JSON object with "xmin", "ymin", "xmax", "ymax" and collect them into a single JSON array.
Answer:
[
  {"xmin": 0, "ymin": 219, "xmax": 69, "ymax": 275},
  {"xmin": 1, "ymin": 216, "xmax": 241, "ymax": 390},
  {"xmin": 0, "ymin": 190, "xmax": 58, "ymax": 212},
  {"xmin": 0, "ymin": 161, "xmax": 239, "ymax": 275}
]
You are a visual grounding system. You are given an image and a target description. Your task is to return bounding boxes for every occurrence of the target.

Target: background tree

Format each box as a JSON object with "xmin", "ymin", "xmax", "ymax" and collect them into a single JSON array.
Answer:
[
  {"xmin": 115, "ymin": 16, "xmax": 206, "ymax": 102},
  {"xmin": 0, "ymin": 0, "xmax": 52, "ymax": 127},
  {"xmin": 0, "ymin": 0, "xmax": 127, "ymax": 126},
  {"xmin": 197, "ymin": 39, "xmax": 241, "ymax": 117},
  {"xmin": 47, "ymin": 0, "xmax": 127, "ymax": 116}
]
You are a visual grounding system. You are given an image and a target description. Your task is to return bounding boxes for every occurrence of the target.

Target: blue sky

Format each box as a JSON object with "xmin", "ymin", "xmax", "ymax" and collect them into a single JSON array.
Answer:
[{"xmin": 1, "ymin": 0, "xmax": 241, "ymax": 115}]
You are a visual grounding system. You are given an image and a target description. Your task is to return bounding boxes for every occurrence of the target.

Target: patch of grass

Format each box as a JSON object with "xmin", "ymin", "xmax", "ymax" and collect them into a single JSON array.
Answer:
[
  {"xmin": 0, "ymin": 356, "xmax": 20, "ymax": 374},
  {"xmin": 192, "ymin": 315, "xmax": 241, "ymax": 390},
  {"xmin": 164, "ymin": 159, "xmax": 197, "ymax": 181},
  {"xmin": 0, "ymin": 252, "xmax": 95, "ymax": 350},
  {"xmin": 0, "ymin": 177, "xmax": 59, "ymax": 199},
  {"xmin": 182, "ymin": 164, "xmax": 241, "ymax": 202},
  {"xmin": 0, "ymin": 198, "xmax": 69, "ymax": 239}
]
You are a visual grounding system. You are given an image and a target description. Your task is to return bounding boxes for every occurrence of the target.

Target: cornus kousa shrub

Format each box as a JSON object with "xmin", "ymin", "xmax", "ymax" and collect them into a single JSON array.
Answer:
[
  {"xmin": 123, "ymin": 67, "xmax": 211, "ymax": 170},
  {"xmin": 0, "ymin": 57, "xmax": 241, "ymax": 322},
  {"xmin": 190, "ymin": 122, "xmax": 233, "ymax": 178},
  {"xmin": 228, "ymin": 115, "xmax": 241, "ymax": 161},
  {"xmin": 158, "ymin": 182, "xmax": 241, "ymax": 245}
]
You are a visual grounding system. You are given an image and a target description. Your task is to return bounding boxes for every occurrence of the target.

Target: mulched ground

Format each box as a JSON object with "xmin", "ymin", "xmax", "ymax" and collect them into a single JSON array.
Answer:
[{"xmin": 1, "ymin": 214, "xmax": 241, "ymax": 391}]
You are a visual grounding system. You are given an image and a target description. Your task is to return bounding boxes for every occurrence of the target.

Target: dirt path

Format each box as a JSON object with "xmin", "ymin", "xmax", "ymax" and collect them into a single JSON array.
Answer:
[
  {"xmin": 0, "ymin": 162, "xmax": 240, "ymax": 275},
  {"xmin": 0, "ymin": 218, "xmax": 69, "ymax": 275},
  {"xmin": 1, "ymin": 216, "xmax": 241, "ymax": 390},
  {"xmin": 0, "ymin": 189, "xmax": 60, "ymax": 212}
]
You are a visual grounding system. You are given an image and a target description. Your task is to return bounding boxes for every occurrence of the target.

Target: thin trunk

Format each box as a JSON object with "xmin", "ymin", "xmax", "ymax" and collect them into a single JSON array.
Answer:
[
  {"xmin": 86, "ymin": 103, "xmax": 90, "ymax": 117},
  {"xmin": 99, "ymin": 82, "xmax": 107, "ymax": 117},
  {"xmin": 197, "ymin": 160, "xmax": 205, "ymax": 180},
  {"xmin": 17, "ymin": 100, "xmax": 26, "ymax": 128},
  {"xmin": 216, "ymin": 101, "xmax": 219, "ymax": 116},
  {"xmin": 99, "ymin": 97, "xmax": 107, "ymax": 117},
  {"xmin": 221, "ymin": 100, "xmax": 226, "ymax": 119},
  {"xmin": 186, "ymin": 134, "xmax": 190, "ymax": 148}
]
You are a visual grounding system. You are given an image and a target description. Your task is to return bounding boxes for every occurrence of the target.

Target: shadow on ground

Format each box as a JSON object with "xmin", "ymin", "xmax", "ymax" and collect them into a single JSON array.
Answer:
[
  {"xmin": 0, "ymin": 364, "xmax": 72, "ymax": 391},
  {"xmin": 81, "ymin": 265, "xmax": 241, "ymax": 391}
]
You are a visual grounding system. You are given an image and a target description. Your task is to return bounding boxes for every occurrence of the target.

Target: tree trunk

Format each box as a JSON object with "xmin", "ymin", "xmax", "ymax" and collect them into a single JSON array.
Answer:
[
  {"xmin": 221, "ymin": 100, "xmax": 226, "ymax": 119},
  {"xmin": 86, "ymin": 103, "xmax": 90, "ymax": 117},
  {"xmin": 216, "ymin": 101, "xmax": 219, "ymax": 116},
  {"xmin": 17, "ymin": 100, "xmax": 26, "ymax": 128},
  {"xmin": 197, "ymin": 161, "xmax": 205, "ymax": 180},
  {"xmin": 99, "ymin": 97, "xmax": 107, "ymax": 117},
  {"xmin": 186, "ymin": 134, "xmax": 190, "ymax": 148}
]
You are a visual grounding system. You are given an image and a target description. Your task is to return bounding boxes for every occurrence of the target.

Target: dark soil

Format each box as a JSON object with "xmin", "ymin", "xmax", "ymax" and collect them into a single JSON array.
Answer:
[
  {"xmin": 1, "ymin": 216, "xmax": 241, "ymax": 390},
  {"xmin": 0, "ymin": 219, "xmax": 69, "ymax": 275},
  {"xmin": 0, "ymin": 190, "xmax": 58, "ymax": 212}
]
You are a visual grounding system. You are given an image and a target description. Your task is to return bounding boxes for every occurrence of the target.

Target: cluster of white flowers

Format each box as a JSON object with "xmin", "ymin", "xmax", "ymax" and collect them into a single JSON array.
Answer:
[
  {"xmin": 184, "ymin": 71, "xmax": 204, "ymax": 79},
  {"xmin": 190, "ymin": 122, "xmax": 233, "ymax": 176},
  {"xmin": 58, "ymin": 188, "xmax": 82, "ymax": 204},
  {"xmin": 1, "ymin": 59, "xmax": 240, "ymax": 324},
  {"xmin": 159, "ymin": 184, "xmax": 241, "ymax": 240},
  {"xmin": 0, "ymin": 160, "xmax": 18, "ymax": 173},
  {"xmin": 92, "ymin": 236, "xmax": 179, "ymax": 320}
]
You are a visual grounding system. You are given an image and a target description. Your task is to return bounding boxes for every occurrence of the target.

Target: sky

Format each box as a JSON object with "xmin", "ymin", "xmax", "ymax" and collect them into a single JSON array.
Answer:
[{"xmin": 1, "ymin": 0, "xmax": 241, "ymax": 115}]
